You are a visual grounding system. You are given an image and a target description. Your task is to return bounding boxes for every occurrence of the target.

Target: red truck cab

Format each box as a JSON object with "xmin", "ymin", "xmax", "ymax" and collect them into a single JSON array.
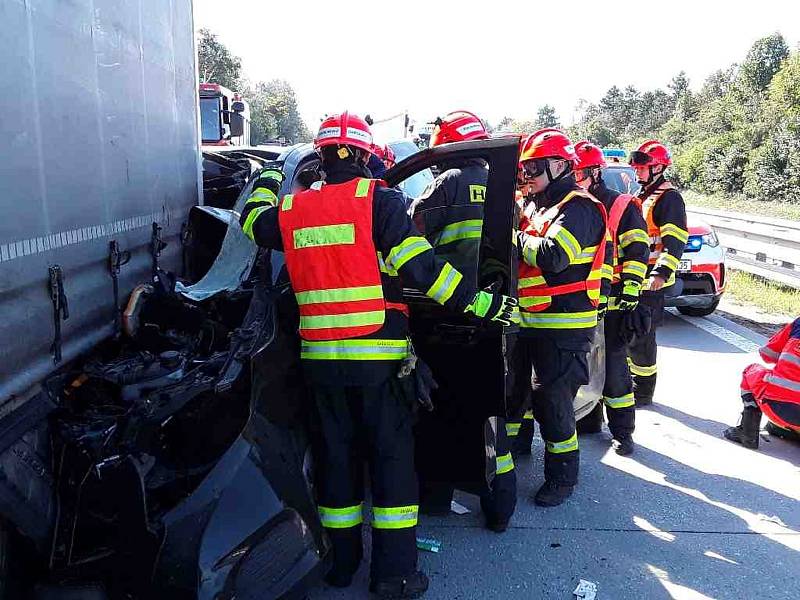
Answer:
[{"xmin": 199, "ymin": 82, "xmax": 250, "ymax": 146}]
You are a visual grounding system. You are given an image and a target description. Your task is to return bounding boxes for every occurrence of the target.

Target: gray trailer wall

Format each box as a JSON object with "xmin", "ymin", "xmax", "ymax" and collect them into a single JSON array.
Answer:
[{"xmin": 0, "ymin": 0, "xmax": 200, "ymax": 406}]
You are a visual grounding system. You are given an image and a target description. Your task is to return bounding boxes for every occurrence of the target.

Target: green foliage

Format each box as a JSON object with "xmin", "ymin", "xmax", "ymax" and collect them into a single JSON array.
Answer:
[
  {"xmin": 763, "ymin": 53, "xmax": 800, "ymax": 133},
  {"xmin": 247, "ymin": 79, "xmax": 312, "ymax": 144},
  {"xmin": 535, "ymin": 105, "xmax": 560, "ymax": 128},
  {"xmin": 196, "ymin": 28, "xmax": 312, "ymax": 146},
  {"xmin": 528, "ymin": 32, "xmax": 800, "ymax": 206},
  {"xmin": 737, "ymin": 32, "xmax": 789, "ymax": 94},
  {"xmin": 197, "ymin": 29, "xmax": 242, "ymax": 90}
]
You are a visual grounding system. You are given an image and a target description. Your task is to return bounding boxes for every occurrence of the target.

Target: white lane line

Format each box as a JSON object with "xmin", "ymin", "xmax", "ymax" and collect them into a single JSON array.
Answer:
[{"xmin": 669, "ymin": 309, "xmax": 760, "ymax": 354}]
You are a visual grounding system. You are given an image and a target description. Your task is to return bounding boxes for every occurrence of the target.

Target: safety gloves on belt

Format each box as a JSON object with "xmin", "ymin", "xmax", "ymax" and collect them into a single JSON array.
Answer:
[
  {"xmin": 465, "ymin": 291, "xmax": 519, "ymax": 326},
  {"xmin": 598, "ymin": 295, "xmax": 609, "ymax": 320},
  {"xmin": 617, "ymin": 281, "xmax": 641, "ymax": 312}
]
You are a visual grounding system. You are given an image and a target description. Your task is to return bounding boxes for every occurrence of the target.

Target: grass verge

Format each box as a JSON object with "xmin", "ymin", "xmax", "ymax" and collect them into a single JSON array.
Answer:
[
  {"xmin": 725, "ymin": 269, "xmax": 800, "ymax": 318},
  {"xmin": 683, "ymin": 189, "xmax": 800, "ymax": 221}
]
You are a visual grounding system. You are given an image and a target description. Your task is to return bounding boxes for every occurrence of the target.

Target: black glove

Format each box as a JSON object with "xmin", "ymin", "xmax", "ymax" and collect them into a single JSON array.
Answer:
[
  {"xmin": 397, "ymin": 346, "xmax": 438, "ymax": 411},
  {"xmin": 617, "ymin": 281, "xmax": 640, "ymax": 312},
  {"xmin": 598, "ymin": 295, "xmax": 608, "ymax": 320},
  {"xmin": 619, "ymin": 303, "xmax": 653, "ymax": 345},
  {"xmin": 465, "ymin": 290, "xmax": 519, "ymax": 326},
  {"xmin": 413, "ymin": 358, "xmax": 438, "ymax": 412},
  {"xmin": 252, "ymin": 162, "xmax": 286, "ymax": 195}
]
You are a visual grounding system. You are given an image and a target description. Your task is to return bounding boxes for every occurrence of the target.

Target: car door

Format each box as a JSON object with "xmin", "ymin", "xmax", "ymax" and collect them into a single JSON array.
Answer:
[{"xmin": 384, "ymin": 136, "xmax": 520, "ymax": 496}]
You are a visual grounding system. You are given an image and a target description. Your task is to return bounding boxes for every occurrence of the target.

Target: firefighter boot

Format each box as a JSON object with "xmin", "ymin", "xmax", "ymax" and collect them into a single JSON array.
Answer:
[
  {"xmin": 370, "ymin": 571, "xmax": 429, "ymax": 599},
  {"xmin": 612, "ymin": 435, "xmax": 635, "ymax": 456},
  {"xmin": 533, "ymin": 481, "xmax": 574, "ymax": 507},
  {"xmin": 723, "ymin": 407, "xmax": 761, "ymax": 449}
]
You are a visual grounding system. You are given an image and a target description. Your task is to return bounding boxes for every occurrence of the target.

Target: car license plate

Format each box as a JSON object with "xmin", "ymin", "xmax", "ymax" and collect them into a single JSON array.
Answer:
[{"xmin": 678, "ymin": 259, "xmax": 692, "ymax": 272}]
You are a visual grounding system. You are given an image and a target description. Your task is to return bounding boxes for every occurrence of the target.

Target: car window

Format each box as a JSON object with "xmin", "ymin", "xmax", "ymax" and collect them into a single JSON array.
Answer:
[
  {"xmin": 388, "ymin": 140, "xmax": 434, "ymax": 198},
  {"xmin": 602, "ymin": 166, "xmax": 641, "ymax": 195},
  {"xmin": 384, "ymin": 138, "xmax": 519, "ymax": 296}
]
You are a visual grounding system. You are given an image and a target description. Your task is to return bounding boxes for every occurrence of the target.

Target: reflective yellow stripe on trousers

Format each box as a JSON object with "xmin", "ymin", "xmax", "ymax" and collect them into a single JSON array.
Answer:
[
  {"xmin": 545, "ymin": 432, "xmax": 578, "ymax": 454},
  {"xmin": 318, "ymin": 503, "xmax": 364, "ymax": 528},
  {"xmin": 372, "ymin": 505, "xmax": 419, "ymax": 529},
  {"xmin": 496, "ymin": 452, "xmax": 514, "ymax": 475}
]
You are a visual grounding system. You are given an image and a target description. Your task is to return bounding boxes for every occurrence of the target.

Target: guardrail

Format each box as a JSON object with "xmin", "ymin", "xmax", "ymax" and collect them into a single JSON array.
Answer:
[{"xmin": 686, "ymin": 206, "xmax": 800, "ymax": 289}]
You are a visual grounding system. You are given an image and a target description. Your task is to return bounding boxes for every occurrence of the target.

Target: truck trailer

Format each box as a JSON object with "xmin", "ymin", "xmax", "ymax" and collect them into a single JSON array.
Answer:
[{"xmin": 0, "ymin": 1, "xmax": 327, "ymax": 598}]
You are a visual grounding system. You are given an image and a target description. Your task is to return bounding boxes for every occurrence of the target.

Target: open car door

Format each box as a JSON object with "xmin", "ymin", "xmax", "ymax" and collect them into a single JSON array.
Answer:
[{"xmin": 384, "ymin": 136, "xmax": 520, "ymax": 497}]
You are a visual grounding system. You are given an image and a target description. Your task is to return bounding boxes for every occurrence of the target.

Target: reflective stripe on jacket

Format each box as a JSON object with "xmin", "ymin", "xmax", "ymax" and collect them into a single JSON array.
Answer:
[{"xmin": 518, "ymin": 190, "xmax": 608, "ymax": 330}]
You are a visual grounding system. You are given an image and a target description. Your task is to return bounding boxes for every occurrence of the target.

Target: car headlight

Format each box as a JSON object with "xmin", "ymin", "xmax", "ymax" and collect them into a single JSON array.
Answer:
[{"xmin": 702, "ymin": 230, "xmax": 719, "ymax": 248}]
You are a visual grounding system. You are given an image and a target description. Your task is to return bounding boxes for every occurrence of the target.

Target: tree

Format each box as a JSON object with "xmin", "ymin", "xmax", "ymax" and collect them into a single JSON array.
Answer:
[
  {"xmin": 738, "ymin": 33, "xmax": 789, "ymax": 94},
  {"xmin": 248, "ymin": 79, "xmax": 312, "ymax": 144},
  {"xmin": 763, "ymin": 53, "xmax": 800, "ymax": 133},
  {"xmin": 535, "ymin": 104, "xmax": 560, "ymax": 128},
  {"xmin": 197, "ymin": 28, "xmax": 242, "ymax": 90}
]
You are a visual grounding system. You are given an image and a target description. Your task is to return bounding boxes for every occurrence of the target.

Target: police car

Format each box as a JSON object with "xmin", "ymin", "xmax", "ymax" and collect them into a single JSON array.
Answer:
[{"xmin": 602, "ymin": 149, "xmax": 726, "ymax": 317}]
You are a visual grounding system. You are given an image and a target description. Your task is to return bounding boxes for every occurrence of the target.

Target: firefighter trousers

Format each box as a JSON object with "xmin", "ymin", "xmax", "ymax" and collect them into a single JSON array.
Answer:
[
  {"xmin": 603, "ymin": 310, "xmax": 636, "ymax": 437},
  {"xmin": 628, "ymin": 292, "xmax": 665, "ymax": 405},
  {"xmin": 510, "ymin": 337, "xmax": 589, "ymax": 486},
  {"xmin": 309, "ymin": 376, "xmax": 418, "ymax": 583}
]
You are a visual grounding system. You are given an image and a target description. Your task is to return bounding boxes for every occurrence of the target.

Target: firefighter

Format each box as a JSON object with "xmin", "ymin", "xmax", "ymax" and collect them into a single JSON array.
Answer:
[
  {"xmin": 573, "ymin": 141, "xmax": 650, "ymax": 455},
  {"xmin": 409, "ymin": 110, "xmax": 516, "ymax": 532},
  {"xmin": 409, "ymin": 110, "xmax": 490, "ymax": 285},
  {"xmin": 724, "ymin": 317, "xmax": 800, "ymax": 449},
  {"xmin": 629, "ymin": 140, "xmax": 689, "ymax": 406},
  {"xmin": 509, "ymin": 129, "xmax": 608, "ymax": 506},
  {"xmin": 239, "ymin": 111, "xmax": 516, "ymax": 598}
]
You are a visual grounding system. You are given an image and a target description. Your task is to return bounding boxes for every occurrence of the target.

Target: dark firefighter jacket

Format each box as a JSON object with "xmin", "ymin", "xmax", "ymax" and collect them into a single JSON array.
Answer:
[
  {"xmin": 409, "ymin": 158, "xmax": 488, "ymax": 286},
  {"xmin": 516, "ymin": 176, "xmax": 608, "ymax": 349}
]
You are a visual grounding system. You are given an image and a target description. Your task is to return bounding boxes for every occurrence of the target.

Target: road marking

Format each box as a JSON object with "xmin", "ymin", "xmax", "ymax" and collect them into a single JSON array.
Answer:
[{"xmin": 670, "ymin": 309, "xmax": 760, "ymax": 354}]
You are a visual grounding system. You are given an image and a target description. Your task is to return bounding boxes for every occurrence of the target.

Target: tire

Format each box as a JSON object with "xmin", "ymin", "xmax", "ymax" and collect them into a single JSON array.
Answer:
[{"xmin": 677, "ymin": 298, "xmax": 720, "ymax": 317}]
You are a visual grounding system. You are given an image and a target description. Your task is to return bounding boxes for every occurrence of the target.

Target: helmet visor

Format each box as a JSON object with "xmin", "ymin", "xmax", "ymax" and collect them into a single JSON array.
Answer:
[
  {"xmin": 522, "ymin": 159, "xmax": 549, "ymax": 179},
  {"xmin": 629, "ymin": 151, "xmax": 652, "ymax": 166}
]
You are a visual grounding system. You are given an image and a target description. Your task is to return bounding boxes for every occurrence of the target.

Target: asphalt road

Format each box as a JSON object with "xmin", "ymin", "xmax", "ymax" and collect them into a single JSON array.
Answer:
[{"xmin": 311, "ymin": 310, "xmax": 800, "ymax": 600}]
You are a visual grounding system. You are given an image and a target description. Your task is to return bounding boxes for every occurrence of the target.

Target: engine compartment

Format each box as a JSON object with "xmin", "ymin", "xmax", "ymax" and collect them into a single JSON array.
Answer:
[{"xmin": 44, "ymin": 277, "xmax": 260, "ymax": 593}]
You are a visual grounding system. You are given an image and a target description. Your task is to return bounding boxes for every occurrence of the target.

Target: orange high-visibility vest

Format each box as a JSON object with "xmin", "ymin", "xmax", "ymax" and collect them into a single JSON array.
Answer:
[
  {"xmin": 607, "ymin": 193, "xmax": 638, "ymax": 282},
  {"xmin": 278, "ymin": 178, "xmax": 387, "ymax": 341},
  {"xmin": 642, "ymin": 181, "xmax": 676, "ymax": 267}
]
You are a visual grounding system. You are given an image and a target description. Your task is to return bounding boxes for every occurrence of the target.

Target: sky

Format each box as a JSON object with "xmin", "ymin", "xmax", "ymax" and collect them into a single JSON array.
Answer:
[{"xmin": 193, "ymin": 0, "xmax": 800, "ymax": 138}]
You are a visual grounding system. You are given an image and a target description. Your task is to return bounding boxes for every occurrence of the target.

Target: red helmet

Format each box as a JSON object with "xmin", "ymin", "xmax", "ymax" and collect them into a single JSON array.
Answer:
[
  {"xmin": 429, "ymin": 110, "xmax": 489, "ymax": 147},
  {"xmin": 629, "ymin": 139, "xmax": 672, "ymax": 167},
  {"xmin": 370, "ymin": 143, "xmax": 385, "ymax": 159},
  {"xmin": 519, "ymin": 128, "xmax": 578, "ymax": 163},
  {"xmin": 382, "ymin": 144, "xmax": 396, "ymax": 168},
  {"xmin": 574, "ymin": 141, "xmax": 607, "ymax": 170},
  {"xmin": 314, "ymin": 111, "xmax": 374, "ymax": 154}
]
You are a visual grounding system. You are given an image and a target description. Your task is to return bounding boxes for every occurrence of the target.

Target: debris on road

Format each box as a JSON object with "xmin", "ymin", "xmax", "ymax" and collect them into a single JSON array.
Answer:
[
  {"xmin": 758, "ymin": 513, "xmax": 787, "ymax": 526},
  {"xmin": 416, "ymin": 537, "xmax": 442, "ymax": 553},
  {"xmin": 450, "ymin": 500, "xmax": 471, "ymax": 514},
  {"xmin": 574, "ymin": 579, "xmax": 598, "ymax": 600}
]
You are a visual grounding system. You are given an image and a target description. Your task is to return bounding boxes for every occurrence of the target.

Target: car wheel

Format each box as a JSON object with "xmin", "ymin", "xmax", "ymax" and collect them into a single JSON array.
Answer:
[{"xmin": 677, "ymin": 298, "xmax": 720, "ymax": 317}]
